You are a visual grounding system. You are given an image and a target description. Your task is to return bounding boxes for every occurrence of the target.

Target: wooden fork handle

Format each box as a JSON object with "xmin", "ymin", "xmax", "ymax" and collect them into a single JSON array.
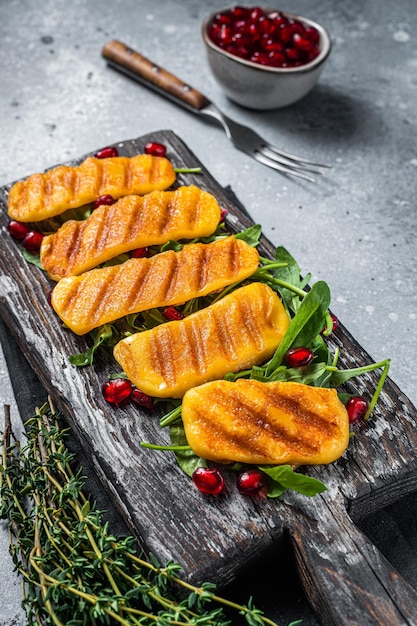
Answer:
[{"xmin": 102, "ymin": 40, "xmax": 211, "ymax": 112}]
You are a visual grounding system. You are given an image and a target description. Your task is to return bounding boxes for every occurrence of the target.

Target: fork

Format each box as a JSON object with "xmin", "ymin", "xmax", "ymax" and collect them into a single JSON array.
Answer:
[{"xmin": 102, "ymin": 41, "xmax": 329, "ymax": 182}]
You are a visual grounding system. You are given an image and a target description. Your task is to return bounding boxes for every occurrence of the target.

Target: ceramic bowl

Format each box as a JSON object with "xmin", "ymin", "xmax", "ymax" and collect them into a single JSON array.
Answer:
[{"xmin": 201, "ymin": 7, "xmax": 332, "ymax": 110}]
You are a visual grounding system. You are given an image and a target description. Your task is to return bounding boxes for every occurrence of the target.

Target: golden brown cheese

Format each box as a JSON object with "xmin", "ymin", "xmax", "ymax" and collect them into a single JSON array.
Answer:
[
  {"xmin": 51, "ymin": 236, "xmax": 259, "ymax": 335},
  {"xmin": 7, "ymin": 154, "xmax": 176, "ymax": 222},
  {"xmin": 182, "ymin": 379, "xmax": 350, "ymax": 466},
  {"xmin": 113, "ymin": 282, "xmax": 290, "ymax": 398},
  {"xmin": 40, "ymin": 185, "xmax": 222, "ymax": 281}
]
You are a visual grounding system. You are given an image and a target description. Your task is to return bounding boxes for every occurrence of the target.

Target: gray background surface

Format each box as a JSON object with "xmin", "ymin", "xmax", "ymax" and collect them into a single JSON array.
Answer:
[{"xmin": 0, "ymin": 0, "xmax": 416, "ymax": 624}]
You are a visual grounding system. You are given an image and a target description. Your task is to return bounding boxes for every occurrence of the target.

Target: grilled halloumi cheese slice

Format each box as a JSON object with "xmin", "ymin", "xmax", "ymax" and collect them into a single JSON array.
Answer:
[
  {"xmin": 51, "ymin": 236, "xmax": 259, "ymax": 335},
  {"xmin": 182, "ymin": 379, "xmax": 350, "ymax": 466},
  {"xmin": 40, "ymin": 185, "xmax": 222, "ymax": 281},
  {"xmin": 113, "ymin": 282, "xmax": 290, "ymax": 398},
  {"xmin": 7, "ymin": 154, "xmax": 176, "ymax": 222}
]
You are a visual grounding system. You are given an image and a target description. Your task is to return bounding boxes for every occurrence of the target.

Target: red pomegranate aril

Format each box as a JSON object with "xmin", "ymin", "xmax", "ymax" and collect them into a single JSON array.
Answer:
[
  {"xmin": 219, "ymin": 25, "xmax": 233, "ymax": 45},
  {"xmin": 286, "ymin": 47, "xmax": 303, "ymax": 63},
  {"xmin": 278, "ymin": 23, "xmax": 294, "ymax": 45},
  {"xmin": 261, "ymin": 36, "xmax": 284, "ymax": 52},
  {"xmin": 269, "ymin": 51, "xmax": 286, "ymax": 66},
  {"xmin": 250, "ymin": 7, "xmax": 266, "ymax": 21},
  {"xmin": 219, "ymin": 208, "xmax": 228, "ymax": 222},
  {"xmin": 22, "ymin": 230, "xmax": 44, "ymax": 252},
  {"xmin": 192, "ymin": 467, "xmax": 225, "ymax": 495},
  {"xmin": 162, "ymin": 306, "xmax": 184, "ymax": 321},
  {"xmin": 233, "ymin": 44, "xmax": 251, "ymax": 58},
  {"xmin": 250, "ymin": 51, "xmax": 270, "ymax": 65},
  {"xmin": 293, "ymin": 33, "xmax": 315, "ymax": 52},
  {"xmin": 207, "ymin": 6, "xmax": 320, "ymax": 69},
  {"xmin": 286, "ymin": 346, "xmax": 314, "ymax": 368},
  {"xmin": 230, "ymin": 6, "xmax": 250, "ymax": 21},
  {"xmin": 102, "ymin": 378, "xmax": 132, "ymax": 405},
  {"xmin": 93, "ymin": 194, "xmax": 115, "ymax": 209},
  {"xmin": 144, "ymin": 141, "xmax": 167, "ymax": 157},
  {"xmin": 8, "ymin": 220, "xmax": 29, "ymax": 240},
  {"xmin": 237, "ymin": 468, "xmax": 267, "ymax": 496},
  {"xmin": 131, "ymin": 388, "xmax": 155, "ymax": 410},
  {"xmin": 231, "ymin": 32, "xmax": 252, "ymax": 48},
  {"xmin": 214, "ymin": 12, "xmax": 232, "ymax": 26},
  {"xmin": 130, "ymin": 246, "xmax": 149, "ymax": 258},
  {"xmin": 346, "ymin": 396, "xmax": 369, "ymax": 424},
  {"xmin": 94, "ymin": 146, "xmax": 119, "ymax": 159},
  {"xmin": 330, "ymin": 313, "xmax": 339, "ymax": 331},
  {"xmin": 305, "ymin": 26, "xmax": 320, "ymax": 45},
  {"xmin": 322, "ymin": 312, "xmax": 339, "ymax": 335},
  {"xmin": 258, "ymin": 16, "xmax": 275, "ymax": 36}
]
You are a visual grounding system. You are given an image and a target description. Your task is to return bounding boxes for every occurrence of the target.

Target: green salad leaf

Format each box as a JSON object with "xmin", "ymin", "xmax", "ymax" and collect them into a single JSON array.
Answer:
[{"xmin": 260, "ymin": 465, "xmax": 328, "ymax": 498}]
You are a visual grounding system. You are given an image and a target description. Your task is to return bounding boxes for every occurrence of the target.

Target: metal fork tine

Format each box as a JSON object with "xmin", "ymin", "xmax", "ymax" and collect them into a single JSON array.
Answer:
[
  {"xmin": 262, "ymin": 142, "xmax": 331, "ymax": 168},
  {"xmin": 258, "ymin": 145, "xmax": 325, "ymax": 175},
  {"xmin": 253, "ymin": 151, "xmax": 317, "ymax": 182}
]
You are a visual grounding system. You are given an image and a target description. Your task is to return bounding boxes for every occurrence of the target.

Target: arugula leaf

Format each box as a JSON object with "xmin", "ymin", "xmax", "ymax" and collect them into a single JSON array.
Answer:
[
  {"xmin": 69, "ymin": 324, "xmax": 115, "ymax": 367},
  {"xmin": 270, "ymin": 246, "xmax": 309, "ymax": 313},
  {"xmin": 264, "ymin": 280, "xmax": 331, "ymax": 377},
  {"xmin": 169, "ymin": 422, "xmax": 202, "ymax": 477},
  {"xmin": 260, "ymin": 465, "xmax": 327, "ymax": 498},
  {"xmin": 21, "ymin": 249, "xmax": 43, "ymax": 269},
  {"xmin": 234, "ymin": 224, "xmax": 262, "ymax": 247},
  {"xmin": 329, "ymin": 359, "xmax": 390, "ymax": 388}
]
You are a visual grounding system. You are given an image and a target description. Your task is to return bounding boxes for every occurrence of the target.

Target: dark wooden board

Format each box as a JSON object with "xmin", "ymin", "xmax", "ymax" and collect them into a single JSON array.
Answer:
[{"xmin": 2, "ymin": 131, "xmax": 417, "ymax": 625}]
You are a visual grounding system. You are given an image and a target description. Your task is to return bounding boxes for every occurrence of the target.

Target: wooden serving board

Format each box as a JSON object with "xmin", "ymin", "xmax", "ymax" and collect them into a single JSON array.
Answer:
[{"xmin": 2, "ymin": 131, "xmax": 417, "ymax": 625}]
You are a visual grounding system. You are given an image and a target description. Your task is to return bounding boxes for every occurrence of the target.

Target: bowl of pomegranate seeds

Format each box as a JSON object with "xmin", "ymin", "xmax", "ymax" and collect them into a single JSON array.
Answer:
[{"xmin": 202, "ymin": 5, "xmax": 332, "ymax": 109}]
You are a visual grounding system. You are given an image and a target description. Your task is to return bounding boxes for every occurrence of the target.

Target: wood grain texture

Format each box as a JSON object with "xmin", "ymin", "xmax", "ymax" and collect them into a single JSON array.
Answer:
[{"xmin": 1, "ymin": 131, "xmax": 417, "ymax": 625}]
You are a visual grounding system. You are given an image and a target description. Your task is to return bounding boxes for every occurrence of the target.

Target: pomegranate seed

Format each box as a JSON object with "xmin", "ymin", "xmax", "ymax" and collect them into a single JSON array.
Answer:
[
  {"xmin": 285, "ymin": 47, "xmax": 303, "ymax": 63},
  {"xmin": 144, "ymin": 141, "xmax": 167, "ymax": 157},
  {"xmin": 130, "ymin": 247, "xmax": 149, "ymax": 258},
  {"xmin": 102, "ymin": 378, "xmax": 132, "ymax": 405},
  {"xmin": 293, "ymin": 33, "xmax": 314, "ymax": 52},
  {"xmin": 131, "ymin": 388, "xmax": 155, "ymax": 410},
  {"xmin": 250, "ymin": 7, "xmax": 266, "ymax": 21},
  {"xmin": 322, "ymin": 312, "xmax": 339, "ymax": 335},
  {"xmin": 22, "ymin": 230, "xmax": 44, "ymax": 252},
  {"xmin": 207, "ymin": 6, "xmax": 320, "ymax": 68},
  {"xmin": 286, "ymin": 346, "xmax": 314, "ymax": 368},
  {"xmin": 331, "ymin": 313, "xmax": 339, "ymax": 331},
  {"xmin": 8, "ymin": 220, "xmax": 29, "ymax": 240},
  {"xmin": 162, "ymin": 306, "xmax": 184, "ymax": 321},
  {"xmin": 346, "ymin": 396, "xmax": 369, "ymax": 424},
  {"xmin": 237, "ymin": 468, "xmax": 267, "ymax": 496},
  {"xmin": 268, "ymin": 51, "xmax": 286, "ymax": 66},
  {"xmin": 305, "ymin": 26, "xmax": 320, "ymax": 45},
  {"xmin": 219, "ymin": 208, "xmax": 228, "ymax": 222},
  {"xmin": 94, "ymin": 146, "xmax": 119, "ymax": 159},
  {"xmin": 93, "ymin": 194, "xmax": 115, "ymax": 209},
  {"xmin": 230, "ymin": 6, "xmax": 250, "ymax": 20},
  {"xmin": 192, "ymin": 467, "xmax": 225, "ymax": 495}
]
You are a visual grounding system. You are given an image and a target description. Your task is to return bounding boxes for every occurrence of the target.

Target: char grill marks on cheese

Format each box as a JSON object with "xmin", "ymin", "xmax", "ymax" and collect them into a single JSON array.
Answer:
[
  {"xmin": 182, "ymin": 379, "xmax": 350, "ymax": 466},
  {"xmin": 113, "ymin": 282, "xmax": 290, "ymax": 398},
  {"xmin": 51, "ymin": 236, "xmax": 259, "ymax": 335},
  {"xmin": 7, "ymin": 154, "xmax": 176, "ymax": 223},
  {"xmin": 40, "ymin": 185, "xmax": 222, "ymax": 280}
]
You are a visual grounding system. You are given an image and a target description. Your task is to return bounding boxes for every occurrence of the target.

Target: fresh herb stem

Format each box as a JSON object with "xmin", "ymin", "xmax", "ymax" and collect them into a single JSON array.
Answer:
[
  {"xmin": 2, "ymin": 399, "xmax": 282, "ymax": 626},
  {"xmin": 258, "ymin": 260, "xmax": 288, "ymax": 271},
  {"xmin": 160, "ymin": 405, "xmax": 182, "ymax": 427},
  {"xmin": 174, "ymin": 167, "xmax": 202, "ymax": 174},
  {"xmin": 253, "ymin": 271, "xmax": 307, "ymax": 298}
]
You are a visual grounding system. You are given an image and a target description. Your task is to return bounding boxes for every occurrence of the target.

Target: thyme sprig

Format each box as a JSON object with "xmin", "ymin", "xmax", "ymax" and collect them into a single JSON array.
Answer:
[{"xmin": 0, "ymin": 399, "xmax": 292, "ymax": 626}]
